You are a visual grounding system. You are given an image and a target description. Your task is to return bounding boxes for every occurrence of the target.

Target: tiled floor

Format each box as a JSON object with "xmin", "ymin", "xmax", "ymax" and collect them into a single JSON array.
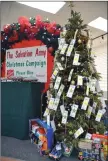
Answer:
[
  {"xmin": 1, "ymin": 157, "xmax": 24, "ymax": 161},
  {"xmin": 1, "ymin": 136, "xmax": 79, "ymax": 161}
]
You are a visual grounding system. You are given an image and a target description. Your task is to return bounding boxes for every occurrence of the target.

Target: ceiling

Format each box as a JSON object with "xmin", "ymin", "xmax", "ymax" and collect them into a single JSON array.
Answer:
[{"xmin": 1, "ymin": 1, "xmax": 107, "ymax": 39}]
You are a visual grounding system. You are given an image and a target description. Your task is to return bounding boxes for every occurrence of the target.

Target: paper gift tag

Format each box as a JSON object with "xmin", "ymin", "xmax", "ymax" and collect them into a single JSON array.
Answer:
[
  {"xmin": 56, "ymin": 62, "xmax": 64, "ymax": 70},
  {"xmin": 58, "ymin": 38, "xmax": 65, "ymax": 50},
  {"xmin": 81, "ymin": 97, "xmax": 90, "ymax": 110},
  {"xmin": 52, "ymin": 68, "xmax": 59, "ymax": 79},
  {"xmin": 51, "ymin": 120, "xmax": 56, "ymax": 132},
  {"xmin": 87, "ymin": 106, "xmax": 93, "ymax": 119},
  {"xmin": 95, "ymin": 80, "xmax": 101, "ymax": 92},
  {"xmin": 77, "ymin": 75, "xmax": 83, "ymax": 86},
  {"xmin": 54, "ymin": 76, "xmax": 61, "ymax": 90},
  {"xmin": 70, "ymin": 104, "xmax": 78, "ymax": 118},
  {"xmin": 66, "ymin": 43, "xmax": 75, "ymax": 57},
  {"xmin": 60, "ymin": 105, "xmax": 65, "ymax": 115},
  {"xmin": 92, "ymin": 102, "xmax": 97, "ymax": 114},
  {"xmin": 67, "ymin": 85, "xmax": 75, "ymax": 98},
  {"xmin": 57, "ymin": 84, "xmax": 65, "ymax": 97},
  {"xmin": 68, "ymin": 69, "xmax": 74, "ymax": 82},
  {"xmin": 90, "ymin": 79, "xmax": 96, "ymax": 92},
  {"xmin": 95, "ymin": 110, "xmax": 103, "ymax": 122},
  {"xmin": 74, "ymin": 127, "xmax": 84, "ymax": 138},
  {"xmin": 100, "ymin": 97, "xmax": 106, "ymax": 108},
  {"xmin": 86, "ymin": 83, "xmax": 90, "ymax": 96},
  {"xmin": 60, "ymin": 44, "xmax": 68, "ymax": 55},
  {"xmin": 48, "ymin": 98, "xmax": 54, "ymax": 109},
  {"xmin": 53, "ymin": 98, "xmax": 60, "ymax": 111},
  {"xmin": 73, "ymin": 52, "xmax": 80, "ymax": 65},
  {"xmin": 101, "ymin": 109, "xmax": 106, "ymax": 115},
  {"xmin": 47, "ymin": 114, "xmax": 50, "ymax": 126},
  {"xmin": 43, "ymin": 108, "xmax": 50, "ymax": 117},
  {"xmin": 85, "ymin": 133, "xmax": 92, "ymax": 140},
  {"xmin": 62, "ymin": 110, "xmax": 68, "ymax": 124}
]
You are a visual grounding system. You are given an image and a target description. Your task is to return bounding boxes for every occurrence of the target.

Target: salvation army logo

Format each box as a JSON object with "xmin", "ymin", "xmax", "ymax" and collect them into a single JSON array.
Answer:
[{"xmin": 7, "ymin": 70, "xmax": 14, "ymax": 78}]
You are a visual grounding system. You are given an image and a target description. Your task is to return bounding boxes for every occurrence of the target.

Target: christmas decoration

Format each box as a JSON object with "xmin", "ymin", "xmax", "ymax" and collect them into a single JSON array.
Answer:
[{"xmin": 44, "ymin": 3, "xmax": 106, "ymax": 149}]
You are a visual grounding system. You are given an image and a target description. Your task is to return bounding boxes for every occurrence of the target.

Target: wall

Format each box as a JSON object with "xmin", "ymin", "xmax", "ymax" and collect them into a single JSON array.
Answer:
[{"xmin": 92, "ymin": 35, "xmax": 107, "ymax": 99}]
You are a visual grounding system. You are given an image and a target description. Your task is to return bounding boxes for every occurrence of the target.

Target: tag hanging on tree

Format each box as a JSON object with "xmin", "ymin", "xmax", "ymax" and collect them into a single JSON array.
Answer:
[
  {"xmin": 57, "ymin": 84, "xmax": 65, "ymax": 98},
  {"xmin": 99, "ymin": 97, "xmax": 106, "ymax": 108},
  {"xmin": 90, "ymin": 79, "xmax": 96, "ymax": 92},
  {"xmin": 52, "ymin": 68, "xmax": 59, "ymax": 79},
  {"xmin": 56, "ymin": 62, "xmax": 64, "ymax": 70},
  {"xmin": 92, "ymin": 102, "xmax": 97, "ymax": 114},
  {"xmin": 87, "ymin": 106, "xmax": 93, "ymax": 119},
  {"xmin": 51, "ymin": 120, "xmax": 56, "ymax": 132},
  {"xmin": 74, "ymin": 127, "xmax": 84, "ymax": 138},
  {"xmin": 66, "ymin": 39, "xmax": 76, "ymax": 56},
  {"xmin": 53, "ymin": 98, "xmax": 60, "ymax": 111},
  {"xmin": 68, "ymin": 69, "xmax": 74, "ymax": 82},
  {"xmin": 86, "ymin": 83, "xmax": 90, "ymax": 96},
  {"xmin": 60, "ymin": 105, "xmax": 65, "ymax": 115},
  {"xmin": 58, "ymin": 38, "xmax": 65, "ymax": 50},
  {"xmin": 67, "ymin": 85, "xmax": 76, "ymax": 98},
  {"xmin": 77, "ymin": 75, "xmax": 83, "ymax": 86},
  {"xmin": 81, "ymin": 97, "xmax": 90, "ymax": 110},
  {"xmin": 73, "ymin": 52, "xmax": 80, "ymax": 65},
  {"xmin": 54, "ymin": 76, "xmax": 61, "ymax": 90},
  {"xmin": 43, "ymin": 108, "xmax": 50, "ymax": 117},
  {"xmin": 95, "ymin": 110, "xmax": 103, "ymax": 122},
  {"xmin": 60, "ymin": 44, "xmax": 68, "ymax": 55},
  {"xmin": 70, "ymin": 104, "xmax": 78, "ymax": 118},
  {"xmin": 48, "ymin": 98, "xmax": 54, "ymax": 109},
  {"xmin": 61, "ymin": 110, "xmax": 68, "ymax": 124},
  {"xmin": 47, "ymin": 114, "xmax": 50, "ymax": 126}
]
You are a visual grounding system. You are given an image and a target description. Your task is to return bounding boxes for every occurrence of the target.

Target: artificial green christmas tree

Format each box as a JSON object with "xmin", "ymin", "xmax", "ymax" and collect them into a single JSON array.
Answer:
[{"xmin": 44, "ymin": 3, "xmax": 106, "ymax": 148}]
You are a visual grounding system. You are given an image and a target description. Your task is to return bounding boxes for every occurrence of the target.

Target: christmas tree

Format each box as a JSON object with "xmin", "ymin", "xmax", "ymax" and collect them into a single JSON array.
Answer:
[{"xmin": 44, "ymin": 3, "xmax": 106, "ymax": 148}]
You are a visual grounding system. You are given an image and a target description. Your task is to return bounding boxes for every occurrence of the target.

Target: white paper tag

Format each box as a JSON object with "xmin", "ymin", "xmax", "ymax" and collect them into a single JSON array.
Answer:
[
  {"xmin": 68, "ymin": 69, "xmax": 74, "ymax": 82},
  {"xmin": 92, "ymin": 102, "xmax": 97, "ymax": 114},
  {"xmin": 67, "ymin": 85, "xmax": 75, "ymax": 98},
  {"xmin": 48, "ymin": 98, "xmax": 54, "ymax": 109},
  {"xmin": 77, "ymin": 75, "xmax": 83, "ymax": 86},
  {"xmin": 58, "ymin": 38, "xmax": 65, "ymax": 50},
  {"xmin": 95, "ymin": 110, "xmax": 103, "ymax": 122},
  {"xmin": 60, "ymin": 44, "xmax": 68, "ymax": 55},
  {"xmin": 47, "ymin": 114, "xmax": 50, "ymax": 126},
  {"xmin": 100, "ymin": 97, "xmax": 106, "ymax": 108},
  {"xmin": 53, "ymin": 98, "xmax": 60, "ymax": 111},
  {"xmin": 87, "ymin": 106, "xmax": 93, "ymax": 119},
  {"xmin": 60, "ymin": 105, "xmax": 65, "ymax": 115},
  {"xmin": 101, "ymin": 109, "xmax": 106, "ymax": 115},
  {"xmin": 74, "ymin": 127, "xmax": 84, "ymax": 138},
  {"xmin": 73, "ymin": 53, "xmax": 80, "ymax": 65},
  {"xmin": 52, "ymin": 68, "xmax": 59, "ymax": 79},
  {"xmin": 66, "ymin": 44, "xmax": 74, "ymax": 57},
  {"xmin": 43, "ymin": 108, "xmax": 50, "ymax": 117},
  {"xmin": 51, "ymin": 120, "xmax": 56, "ymax": 132},
  {"xmin": 70, "ymin": 104, "xmax": 78, "ymax": 118},
  {"xmin": 85, "ymin": 133, "xmax": 92, "ymax": 140},
  {"xmin": 90, "ymin": 79, "xmax": 96, "ymax": 92},
  {"xmin": 56, "ymin": 62, "xmax": 64, "ymax": 70},
  {"xmin": 86, "ymin": 83, "xmax": 90, "ymax": 96},
  {"xmin": 62, "ymin": 110, "xmax": 68, "ymax": 124},
  {"xmin": 54, "ymin": 76, "xmax": 61, "ymax": 90},
  {"xmin": 95, "ymin": 80, "xmax": 101, "ymax": 92},
  {"xmin": 57, "ymin": 84, "xmax": 65, "ymax": 97},
  {"xmin": 81, "ymin": 97, "xmax": 90, "ymax": 110}
]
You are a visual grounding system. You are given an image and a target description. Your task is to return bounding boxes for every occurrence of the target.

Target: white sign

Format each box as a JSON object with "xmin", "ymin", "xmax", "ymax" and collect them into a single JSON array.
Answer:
[{"xmin": 6, "ymin": 46, "xmax": 47, "ymax": 82}]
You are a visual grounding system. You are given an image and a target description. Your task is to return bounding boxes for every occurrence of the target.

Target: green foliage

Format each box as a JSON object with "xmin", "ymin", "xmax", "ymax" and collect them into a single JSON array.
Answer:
[{"xmin": 47, "ymin": 5, "xmax": 106, "ymax": 148}]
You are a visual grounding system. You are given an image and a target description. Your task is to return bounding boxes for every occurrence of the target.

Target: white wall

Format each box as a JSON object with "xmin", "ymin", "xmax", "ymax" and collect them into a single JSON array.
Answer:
[{"xmin": 92, "ymin": 35, "xmax": 107, "ymax": 99}]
